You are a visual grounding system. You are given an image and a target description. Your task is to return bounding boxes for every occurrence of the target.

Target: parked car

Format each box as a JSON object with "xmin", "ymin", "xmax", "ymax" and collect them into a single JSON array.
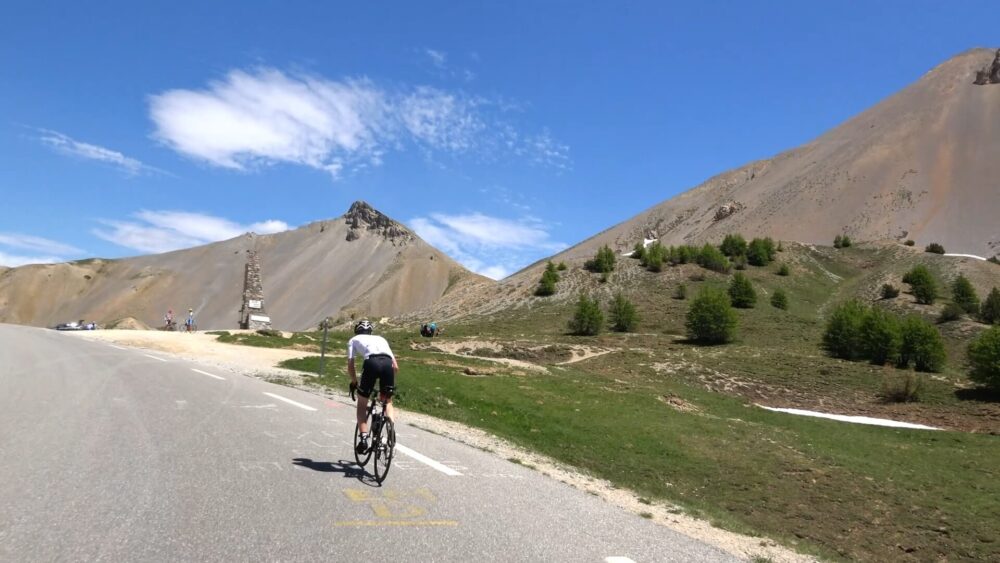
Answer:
[{"xmin": 54, "ymin": 320, "xmax": 95, "ymax": 330}]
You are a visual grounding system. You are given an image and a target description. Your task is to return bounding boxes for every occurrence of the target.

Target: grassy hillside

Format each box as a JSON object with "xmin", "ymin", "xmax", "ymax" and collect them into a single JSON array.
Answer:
[{"xmin": 233, "ymin": 241, "xmax": 1000, "ymax": 560}]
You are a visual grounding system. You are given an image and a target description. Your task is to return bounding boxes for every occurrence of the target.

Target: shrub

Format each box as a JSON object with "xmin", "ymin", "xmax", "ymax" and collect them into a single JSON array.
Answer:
[
  {"xmin": 904, "ymin": 239, "xmax": 915, "ymax": 246},
  {"xmin": 697, "ymin": 244, "xmax": 731, "ymax": 273},
  {"xmin": 903, "ymin": 264, "xmax": 938, "ymax": 304},
  {"xmin": 967, "ymin": 326, "xmax": 1000, "ymax": 390},
  {"xmin": 777, "ymin": 263, "xmax": 790, "ymax": 276},
  {"xmin": 981, "ymin": 288, "xmax": 1000, "ymax": 325},
  {"xmin": 728, "ymin": 272, "xmax": 757, "ymax": 308},
  {"xmin": 833, "ymin": 235, "xmax": 843, "ymax": 249},
  {"xmin": 823, "ymin": 300, "xmax": 868, "ymax": 360},
  {"xmin": 568, "ymin": 294, "xmax": 604, "ymax": 336},
  {"xmin": 841, "ymin": 235, "xmax": 852, "ymax": 248},
  {"xmin": 585, "ymin": 245, "xmax": 616, "ymax": 274},
  {"xmin": 673, "ymin": 284, "xmax": 687, "ymax": 300},
  {"xmin": 898, "ymin": 315, "xmax": 946, "ymax": 372},
  {"xmin": 535, "ymin": 262, "xmax": 559, "ymax": 296},
  {"xmin": 685, "ymin": 287, "xmax": 738, "ymax": 344},
  {"xmin": 861, "ymin": 307, "xmax": 902, "ymax": 365},
  {"xmin": 747, "ymin": 238, "xmax": 774, "ymax": 266},
  {"xmin": 880, "ymin": 371, "xmax": 923, "ymax": 403},
  {"xmin": 256, "ymin": 328, "xmax": 283, "ymax": 338},
  {"xmin": 951, "ymin": 274, "xmax": 980, "ymax": 315},
  {"xmin": 989, "ymin": 256, "xmax": 1000, "ymax": 265},
  {"xmin": 631, "ymin": 242, "xmax": 645, "ymax": 260},
  {"xmin": 643, "ymin": 242, "xmax": 665, "ymax": 272},
  {"xmin": 881, "ymin": 284, "xmax": 900, "ymax": 299},
  {"xmin": 771, "ymin": 289, "xmax": 788, "ymax": 310},
  {"xmin": 609, "ymin": 293, "xmax": 639, "ymax": 332},
  {"xmin": 719, "ymin": 234, "xmax": 747, "ymax": 258},
  {"xmin": 557, "ymin": 262, "xmax": 567, "ymax": 271},
  {"xmin": 938, "ymin": 303, "xmax": 964, "ymax": 323},
  {"xmin": 732, "ymin": 254, "xmax": 747, "ymax": 270},
  {"xmin": 925, "ymin": 242, "xmax": 946, "ymax": 254}
]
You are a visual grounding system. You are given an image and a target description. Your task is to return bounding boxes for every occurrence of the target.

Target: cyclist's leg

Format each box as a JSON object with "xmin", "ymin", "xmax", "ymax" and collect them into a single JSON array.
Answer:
[
  {"xmin": 377, "ymin": 358, "xmax": 396, "ymax": 422},
  {"xmin": 357, "ymin": 364, "xmax": 378, "ymax": 433}
]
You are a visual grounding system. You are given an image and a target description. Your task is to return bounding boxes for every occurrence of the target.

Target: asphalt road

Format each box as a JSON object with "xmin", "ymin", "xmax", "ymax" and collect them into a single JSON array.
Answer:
[{"xmin": 0, "ymin": 324, "xmax": 737, "ymax": 562}]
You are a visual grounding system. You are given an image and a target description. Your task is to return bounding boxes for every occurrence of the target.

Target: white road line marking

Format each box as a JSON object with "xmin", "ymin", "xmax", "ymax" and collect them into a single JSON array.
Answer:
[
  {"xmin": 143, "ymin": 354, "xmax": 167, "ymax": 362},
  {"xmin": 191, "ymin": 368, "xmax": 225, "ymax": 380},
  {"xmin": 394, "ymin": 444, "xmax": 463, "ymax": 476},
  {"xmin": 605, "ymin": 558, "xmax": 637, "ymax": 563},
  {"xmin": 108, "ymin": 344, "xmax": 127, "ymax": 350},
  {"xmin": 263, "ymin": 392, "xmax": 317, "ymax": 411}
]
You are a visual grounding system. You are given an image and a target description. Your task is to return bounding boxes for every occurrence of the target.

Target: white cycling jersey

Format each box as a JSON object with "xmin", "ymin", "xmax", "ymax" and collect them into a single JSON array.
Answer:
[{"xmin": 347, "ymin": 334, "xmax": 395, "ymax": 361}]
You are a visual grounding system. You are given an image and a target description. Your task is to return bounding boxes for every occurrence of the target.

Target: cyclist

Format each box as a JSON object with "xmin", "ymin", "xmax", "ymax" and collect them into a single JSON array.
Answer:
[
  {"xmin": 347, "ymin": 319, "xmax": 398, "ymax": 455},
  {"xmin": 185, "ymin": 308, "xmax": 195, "ymax": 332}
]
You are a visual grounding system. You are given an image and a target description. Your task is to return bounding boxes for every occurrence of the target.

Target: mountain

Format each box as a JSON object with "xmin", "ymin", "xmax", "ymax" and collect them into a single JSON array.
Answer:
[
  {"xmin": 551, "ymin": 48, "xmax": 1000, "ymax": 262},
  {"xmin": 0, "ymin": 202, "xmax": 492, "ymax": 330}
]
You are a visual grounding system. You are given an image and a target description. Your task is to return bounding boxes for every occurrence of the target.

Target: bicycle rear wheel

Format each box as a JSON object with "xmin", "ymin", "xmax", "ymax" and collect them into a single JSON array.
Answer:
[
  {"xmin": 373, "ymin": 418, "xmax": 395, "ymax": 484},
  {"xmin": 353, "ymin": 423, "xmax": 372, "ymax": 467}
]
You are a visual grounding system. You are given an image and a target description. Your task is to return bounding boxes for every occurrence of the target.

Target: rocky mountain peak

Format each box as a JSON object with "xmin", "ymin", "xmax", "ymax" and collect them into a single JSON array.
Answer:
[
  {"xmin": 973, "ymin": 48, "xmax": 1000, "ymax": 85},
  {"xmin": 342, "ymin": 200, "xmax": 411, "ymax": 242}
]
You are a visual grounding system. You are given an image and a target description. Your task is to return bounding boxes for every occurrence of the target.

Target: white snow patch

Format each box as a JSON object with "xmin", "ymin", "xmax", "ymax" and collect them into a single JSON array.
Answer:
[
  {"xmin": 757, "ymin": 405, "xmax": 940, "ymax": 430},
  {"xmin": 626, "ymin": 238, "xmax": 659, "ymax": 257},
  {"xmin": 943, "ymin": 253, "xmax": 986, "ymax": 261}
]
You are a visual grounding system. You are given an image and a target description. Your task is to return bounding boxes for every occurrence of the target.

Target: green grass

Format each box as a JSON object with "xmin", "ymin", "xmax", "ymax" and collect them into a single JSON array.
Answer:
[
  {"xmin": 213, "ymin": 329, "xmax": 349, "ymax": 352},
  {"xmin": 266, "ymin": 243, "xmax": 1000, "ymax": 561}
]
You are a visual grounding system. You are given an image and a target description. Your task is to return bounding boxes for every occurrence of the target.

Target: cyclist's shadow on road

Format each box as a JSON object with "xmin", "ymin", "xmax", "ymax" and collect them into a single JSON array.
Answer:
[{"xmin": 292, "ymin": 458, "xmax": 380, "ymax": 486}]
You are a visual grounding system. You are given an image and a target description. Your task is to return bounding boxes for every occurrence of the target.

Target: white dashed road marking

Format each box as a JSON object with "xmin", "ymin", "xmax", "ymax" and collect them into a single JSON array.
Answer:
[
  {"xmin": 191, "ymin": 368, "xmax": 225, "ymax": 380},
  {"xmin": 394, "ymin": 444, "xmax": 463, "ymax": 476},
  {"xmin": 143, "ymin": 354, "xmax": 167, "ymax": 362},
  {"xmin": 263, "ymin": 392, "xmax": 317, "ymax": 412},
  {"xmin": 108, "ymin": 344, "xmax": 127, "ymax": 351}
]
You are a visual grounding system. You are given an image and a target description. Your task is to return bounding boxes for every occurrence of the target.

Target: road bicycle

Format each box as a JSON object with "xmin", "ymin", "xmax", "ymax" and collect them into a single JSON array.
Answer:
[{"xmin": 350, "ymin": 385, "xmax": 396, "ymax": 484}]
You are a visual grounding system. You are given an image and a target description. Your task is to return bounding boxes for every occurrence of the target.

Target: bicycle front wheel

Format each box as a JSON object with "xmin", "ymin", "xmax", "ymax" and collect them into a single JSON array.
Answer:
[
  {"xmin": 373, "ymin": 418, "xmax": 395, "ymax": 484},
  {"xmin": 353, "ymin": 423, "xmax": 372, "ymax": 467}
]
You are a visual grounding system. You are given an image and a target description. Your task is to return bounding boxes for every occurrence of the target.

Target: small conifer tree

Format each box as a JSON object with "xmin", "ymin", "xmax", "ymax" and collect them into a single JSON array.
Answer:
[
  {"xmin": 981, "ymin": 287, "xmax": 1000, "ymax": 325},
  {"xmin": 685, "ymin": 287, "xmax": 737, "ymax": 344},
  {"xmin": 568, "ymin": 294, "xmax": 604, "ymax": 336},
  {"xmin": 609, "ymin": 293, "xmax": 639, "ymax": 332},
  {"xmin": 951, "ymin": 274, "xmax": 980, "ymax": 315},
  {"xmin": 903, "ymin": 265, "xmax": 938, "ymax": 305},
  {"xmin": 728, "ymin": 272, "xmax": 757, "ymax": 308},
  {"xmin": 771, "ymin": 289, "xmax": 788, "ymax": 310}
]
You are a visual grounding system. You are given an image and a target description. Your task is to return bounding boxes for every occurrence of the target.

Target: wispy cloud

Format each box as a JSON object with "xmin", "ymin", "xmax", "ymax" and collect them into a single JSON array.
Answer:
[
  {"xmin": 38, "ymin": 129, "xmax": 163, "ymax": 176},
  {"xmin": 425, "ymin": 48, "xmax": 447, "ymax": 69},
  {"xmin": 148, "ymin": 67, "xmax": 566, "ymax": 178},
  {"xmin": 409, "ymin": 212, "xmax": 566, "ymax": 280},
  {"xmin": 93, "ymin": 210, "xmax": 290, "ymax": 253},
  {"xmin": 0, "ymin": 233, "xmax": 84, "ymax": 266}
]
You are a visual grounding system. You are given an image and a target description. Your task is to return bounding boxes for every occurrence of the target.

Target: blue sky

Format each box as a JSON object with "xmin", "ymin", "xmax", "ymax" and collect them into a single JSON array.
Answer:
[{"xmin": 1, "ymin": 1, "xmax": 996, "ymax": 278}]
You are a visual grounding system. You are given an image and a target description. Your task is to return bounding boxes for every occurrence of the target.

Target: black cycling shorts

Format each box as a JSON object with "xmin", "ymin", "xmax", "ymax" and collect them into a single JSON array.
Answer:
[{"xmin": 358, "ymin": 354, "xmax": 395, "ymax": 399}]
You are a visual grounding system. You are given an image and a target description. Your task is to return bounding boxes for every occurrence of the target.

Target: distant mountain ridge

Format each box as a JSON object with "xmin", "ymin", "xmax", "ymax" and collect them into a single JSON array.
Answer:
[
  {"xmin": 0, "ymin": 201, "xmax": 491, "ymax": 330},
  {"xmin": 545, "ymin": 48, "xmax": 1000, "ymax": 264}
]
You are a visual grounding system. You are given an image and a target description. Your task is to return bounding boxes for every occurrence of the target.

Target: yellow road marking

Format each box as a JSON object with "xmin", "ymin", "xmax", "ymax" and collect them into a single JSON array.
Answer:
[{"xmin": 334, "ymin": 520, "xmax": 458, "ymax": 527}]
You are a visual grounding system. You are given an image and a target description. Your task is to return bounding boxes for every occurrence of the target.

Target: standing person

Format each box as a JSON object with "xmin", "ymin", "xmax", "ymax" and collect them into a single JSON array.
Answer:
[
  {"xmin": 185, "ymin": 308, "xmax": 195, "ymax": 332},
  {"xmin": 164, "ymin": 309, "xmax": 174, "ymax": 329},
  {"xmin": 347, "ymin": 319, "xmax": 398, "ymax": 455}
]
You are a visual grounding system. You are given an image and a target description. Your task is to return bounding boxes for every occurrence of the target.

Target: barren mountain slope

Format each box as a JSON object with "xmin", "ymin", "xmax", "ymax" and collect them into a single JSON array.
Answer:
[
  {"xmin": 0, "ymin": 202, "xmax": 490, "ymax": 330},
  {"xmin": 550, "ymin": 48, "xmax": 1000, "ymax": 263}
]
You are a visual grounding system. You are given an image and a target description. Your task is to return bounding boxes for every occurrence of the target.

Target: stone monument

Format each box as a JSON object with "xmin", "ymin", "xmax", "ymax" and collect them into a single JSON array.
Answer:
[{"xmin": 239, "ymin": 248, "xmax": 272, "ymax": 330}]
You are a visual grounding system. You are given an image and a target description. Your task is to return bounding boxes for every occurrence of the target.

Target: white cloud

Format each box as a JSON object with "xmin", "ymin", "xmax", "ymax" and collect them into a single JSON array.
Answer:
[
  {"xmin": 0, "ymin": 251, "xmax": 65, "ymax": 267},
  {"xmin": 425, "ymin": 48, "xmax": 447, "ymax": 69},
  {"xmin": 0, "ymin": 233, "xmax": 84, "ymax": 266},
  {"xmin": 93, "ymin": 210, "xmax": 290, "ymax": 254},
  {"xmin": 409, "ymin": 212, "xmax": 566, "ymax": 280},
  {"xmin": 148, "ymin": 67, "xmax": 567, "ymax": 178},
  {"xmin": 38, "ymin": 129, "xmax": 162, "ymax": 176},
  {"xmin": 0, "ymin": 233, "xmax": 83, "ymax": 256}
]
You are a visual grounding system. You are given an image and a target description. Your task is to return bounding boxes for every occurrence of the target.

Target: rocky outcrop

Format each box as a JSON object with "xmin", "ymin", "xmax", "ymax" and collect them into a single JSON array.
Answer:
[
  {"xmin": 713, "ymin": 201, "xmax": 745, "ymax": 221},
  {"xmin": 973, "ymin": 49, "xmax": 1000, "ymax": 85},
  {"xmin": 343, "ymin": 200, "xmax": 411, "ymax": 242}
]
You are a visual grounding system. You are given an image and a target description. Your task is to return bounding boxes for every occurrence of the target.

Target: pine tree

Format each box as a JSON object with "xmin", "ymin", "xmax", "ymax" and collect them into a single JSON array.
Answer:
[
  {"xmin": 685, "ymin": 287, "xmax": 738, "ymax": 344},
  {"xmin": 981, "ymin": 287, "xmax": 1000, "ymax": 325},
  {"xmin": 903, "ymin": 264, "xmax": 938, "ymax": 305},
  {"xmin": 770, "ymin": 289, "xmax": 788, "ymax": 310},
  {"xmin": 585, "ymin": 245, "xmax": 616, "ymax": 274},
  {"xmin": 728, "ymin": 272, "xmax": 757, "ymax": 308},
  {"xmin": 568, "ymin": 294, "xmax": 604, "ymax": 336},
  {"xmin": 609, "ymin": 293, "xmax": 639, "ymax": 332},
  {"xmin": 719, "ymin": 234, "xmax": 747, "ymax": 258},
  {"xmin": 951, "ymin": 274, "xmax": 980, "ymax": 315}
]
